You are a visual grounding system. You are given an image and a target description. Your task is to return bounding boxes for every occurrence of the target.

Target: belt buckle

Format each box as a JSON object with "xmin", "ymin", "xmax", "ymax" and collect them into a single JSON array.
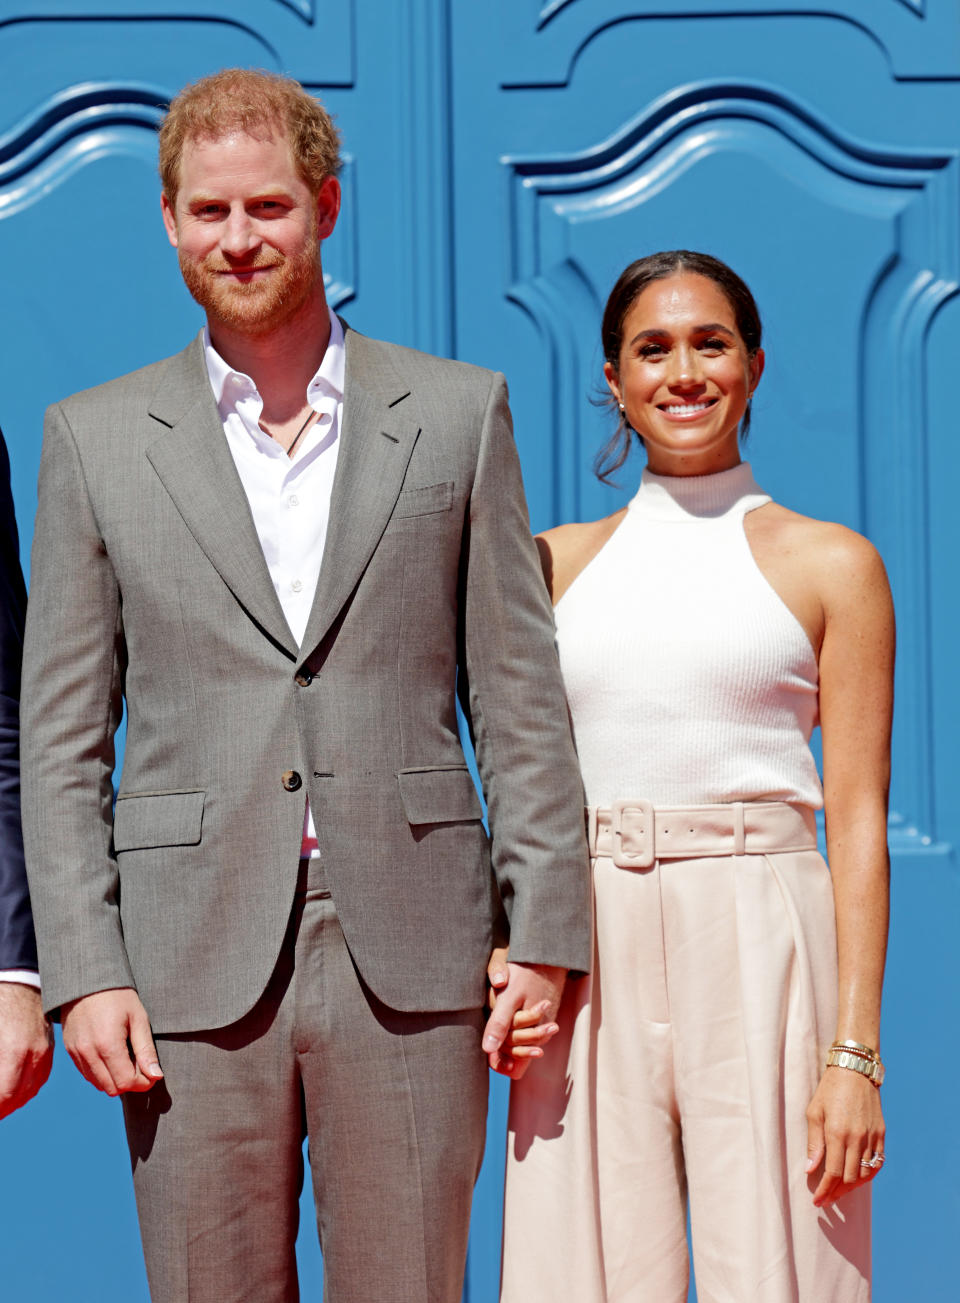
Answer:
[{"xmin": 610, "ymin": 798, "xmax": 655, "ymax": 870}]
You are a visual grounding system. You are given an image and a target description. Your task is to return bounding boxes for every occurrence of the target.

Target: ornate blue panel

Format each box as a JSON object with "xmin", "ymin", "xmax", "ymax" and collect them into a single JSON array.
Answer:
[
  {"xmin": 0, "ymin": 1, "xmax": 356, "ymax": 85},
  {"xmin": 497, "ymin": 1, "xmax": 960, "ymax": 82},
  {"xmin": 499, "ymin": 81, "xmax": 959, "ymax": 856},
  {"xmin": 448, "ymin": 7, "xmax": 960, "ymax": 1294}
]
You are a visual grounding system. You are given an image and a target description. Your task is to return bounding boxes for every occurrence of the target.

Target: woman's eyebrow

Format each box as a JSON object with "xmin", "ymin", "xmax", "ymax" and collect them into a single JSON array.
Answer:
[{"xmin": 627, "ymin": 322, "xmax": 736, "ymax": 346}]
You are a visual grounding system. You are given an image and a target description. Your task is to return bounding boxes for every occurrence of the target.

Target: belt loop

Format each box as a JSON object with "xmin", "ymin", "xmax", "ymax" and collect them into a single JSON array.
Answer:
[{"xmin": 732, "ymin": 801, "xmax": 746, "ymax": 856}]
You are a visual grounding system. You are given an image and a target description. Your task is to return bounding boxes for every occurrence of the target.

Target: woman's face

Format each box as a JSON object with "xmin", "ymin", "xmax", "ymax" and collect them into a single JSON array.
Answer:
[{"xmin": 604, "ymin": 272, "xmax": 764, "ymax": 477}]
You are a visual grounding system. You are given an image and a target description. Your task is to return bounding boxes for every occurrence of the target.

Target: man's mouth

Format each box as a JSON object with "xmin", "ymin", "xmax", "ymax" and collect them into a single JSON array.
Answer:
[
  {"xmin": 217, "ymin": 266, "xmax": 276, "ymax": 278},
  {"xmin": 208, "ymin": 258, "xmax": 284, "ymax": 277}
]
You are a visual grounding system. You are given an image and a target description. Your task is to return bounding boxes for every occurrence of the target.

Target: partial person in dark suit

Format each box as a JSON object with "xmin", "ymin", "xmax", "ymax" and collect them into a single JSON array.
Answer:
[{"xmin": 0, "ymin": 428, "xmax": 52, "ymax": 1119}]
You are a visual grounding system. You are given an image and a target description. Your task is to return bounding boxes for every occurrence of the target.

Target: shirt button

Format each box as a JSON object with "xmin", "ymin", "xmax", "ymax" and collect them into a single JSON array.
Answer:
[
  {"xmin": 295, "ymin": 670, "xmax": 313, "ymax": 687},
  {"xmin": 291, "ymin": 579, "xmax": 303, "ymax": 593},
  {"xmin": 282, "ymin": 770, "xmax": 302, "ymax": 792},
  {"xmin": 288, "ymin": 495, "xmax": 299, "ymax": 507}
]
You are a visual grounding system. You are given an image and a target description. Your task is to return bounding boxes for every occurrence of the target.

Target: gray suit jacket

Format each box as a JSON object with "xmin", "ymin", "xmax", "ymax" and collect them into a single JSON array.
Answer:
[{"xmin": 21, "ymin": 325, "xmax": 590, "ymax": 1033}]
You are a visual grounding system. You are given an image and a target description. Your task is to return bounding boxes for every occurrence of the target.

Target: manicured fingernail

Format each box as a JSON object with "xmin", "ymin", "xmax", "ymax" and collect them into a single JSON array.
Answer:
[
  {"xmin": 147, "ymin": 1063, "xmax": 163, "ymax": 1077},
  {"xmin": 482, "ymin": 1034, "xmax": 498, "ymax": 1052},
  {"xmin": 805, "ymin": 1157, "xmax": 816, "ymax": 1173},
  {"xmin": 491, "ymin": 971, "xmax": 507, "ymax": 985}
]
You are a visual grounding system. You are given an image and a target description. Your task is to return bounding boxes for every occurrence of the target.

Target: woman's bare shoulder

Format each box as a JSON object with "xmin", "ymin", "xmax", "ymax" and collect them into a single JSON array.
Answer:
[
  {"xmin": 536, "ymin": 509, "xmax": 628, "ymax": 605},
  {"xmin": 749, "ymin": 502, "xmax": 890, "ymax": 596}
]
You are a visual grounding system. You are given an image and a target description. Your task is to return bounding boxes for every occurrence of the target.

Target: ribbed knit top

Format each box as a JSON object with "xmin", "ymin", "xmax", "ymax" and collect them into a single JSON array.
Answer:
[{"xmin": 555, "ymin": 462, "xmax": 823, "ymax": 809}]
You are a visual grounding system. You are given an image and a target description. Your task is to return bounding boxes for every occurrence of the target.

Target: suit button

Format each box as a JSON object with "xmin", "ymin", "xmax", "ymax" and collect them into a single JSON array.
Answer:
[
  {"xmin": 281, "ymin": 770, "xmax": 302, "ymax": 792},
  {"xmin": 294, "ymin": 670, "xmax": 313, "ymax": 687}
]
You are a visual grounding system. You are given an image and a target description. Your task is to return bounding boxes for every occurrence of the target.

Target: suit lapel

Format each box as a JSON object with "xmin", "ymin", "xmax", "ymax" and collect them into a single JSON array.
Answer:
[
  {"xmin": 145, "ymin": 336, "xmax": 299, "ymax": 659},
  {"xmin": 299, "ymin": 328, "xmax": 420, "ymax": 661}
]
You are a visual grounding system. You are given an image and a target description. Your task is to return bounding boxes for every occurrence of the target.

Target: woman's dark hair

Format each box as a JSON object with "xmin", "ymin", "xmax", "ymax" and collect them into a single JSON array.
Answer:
[{"xmin": 595, "ymin": 250, "xmax": 763, "ymax": 483}]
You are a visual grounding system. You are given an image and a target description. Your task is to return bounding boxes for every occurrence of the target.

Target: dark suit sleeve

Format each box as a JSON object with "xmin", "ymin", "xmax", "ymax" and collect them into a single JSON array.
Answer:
[
  {"xmin": 457, "ymin": 374, "xmax": 592, "ymax": 974},
  {"xmin": 0, "ymin": 428, "xmax": 36, "ymax": 972}
]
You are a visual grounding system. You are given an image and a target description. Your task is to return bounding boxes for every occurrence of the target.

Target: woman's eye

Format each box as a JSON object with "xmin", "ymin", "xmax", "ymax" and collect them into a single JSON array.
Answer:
[
  {"xmin": 639, "ymin": 343, "xmax": 666, "ymax": 358},
  {"xmin": 701, "ymin": 338, "xmax": 728, "ymax": 352}
]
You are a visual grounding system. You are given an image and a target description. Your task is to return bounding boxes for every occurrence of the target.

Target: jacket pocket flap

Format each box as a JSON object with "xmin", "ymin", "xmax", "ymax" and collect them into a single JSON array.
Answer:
[
  {"xmin": 392, "ymin": 481, "xmax": 454, "ymax": 519},
  {"xmin": 397, "ymin": 767, "xmax": 483, "ymax": 825},
  {"xmin": 113, "ymin": 790, "xmax": 206, "ymax": 852}
]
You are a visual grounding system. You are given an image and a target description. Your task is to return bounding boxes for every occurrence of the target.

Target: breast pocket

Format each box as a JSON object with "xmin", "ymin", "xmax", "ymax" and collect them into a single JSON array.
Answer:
[
  {"xmin": 113, "ymin": 790, "xmax": 206, "ymax": 852},
  {"xmin": 391, "ymin": 481, "xmax": 454, "ymax": 520}
]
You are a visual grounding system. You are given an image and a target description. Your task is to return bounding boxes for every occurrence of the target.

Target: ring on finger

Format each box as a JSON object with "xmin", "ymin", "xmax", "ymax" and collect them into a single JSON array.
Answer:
[{"xmin": 860, "ymin": 1152, "xmax": 885, "ymax": 1171}]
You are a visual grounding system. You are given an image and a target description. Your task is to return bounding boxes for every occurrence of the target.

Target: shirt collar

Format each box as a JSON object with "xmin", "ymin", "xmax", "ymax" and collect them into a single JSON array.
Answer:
[{"xmin": 202, "ymin": 308, "xmax": 345, "ymax": 411}]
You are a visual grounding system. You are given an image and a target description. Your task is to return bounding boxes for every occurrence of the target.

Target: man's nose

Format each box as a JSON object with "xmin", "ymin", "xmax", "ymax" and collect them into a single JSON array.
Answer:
[{"xmin": 220, "ymin": 207, "xmax": 259, "ymax": 257}]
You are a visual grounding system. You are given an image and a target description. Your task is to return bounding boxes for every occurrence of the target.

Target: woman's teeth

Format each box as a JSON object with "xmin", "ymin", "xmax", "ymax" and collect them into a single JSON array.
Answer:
[{"xmin": 662, "ymin": 402, "xmax": 713, "ymax": 416}]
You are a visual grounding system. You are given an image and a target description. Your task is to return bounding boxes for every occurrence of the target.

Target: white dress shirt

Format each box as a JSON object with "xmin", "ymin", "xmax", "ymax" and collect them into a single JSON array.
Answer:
[
  {"xmin": 0, "ymin": 969, "xmax": 40, "ymax": 989},
  {"xmin": 203, "ymin": 309, "xmax": 345, "ymax": 857}
]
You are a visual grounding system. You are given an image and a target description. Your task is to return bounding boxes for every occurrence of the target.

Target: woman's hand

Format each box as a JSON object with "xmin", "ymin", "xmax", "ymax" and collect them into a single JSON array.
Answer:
[
  {"xmin": 485, "ymin": 946, "xmax": 561, "ymax": 1077},
  {"xmin": 805, "ymin": 1066, "xmax": 885, "ymax": 1206}
]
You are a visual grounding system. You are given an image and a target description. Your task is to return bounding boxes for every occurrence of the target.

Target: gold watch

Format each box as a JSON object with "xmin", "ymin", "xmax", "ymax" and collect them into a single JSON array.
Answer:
[{"xmin": 826, "ymin": 1046, "xmax": 885, "ymax": 1086}]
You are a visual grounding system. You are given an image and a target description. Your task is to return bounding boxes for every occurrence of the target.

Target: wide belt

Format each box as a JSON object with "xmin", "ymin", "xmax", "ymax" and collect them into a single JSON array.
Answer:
[{"xmin": 586, "ymin": 800, "xmax": 817, "ymax": 870}]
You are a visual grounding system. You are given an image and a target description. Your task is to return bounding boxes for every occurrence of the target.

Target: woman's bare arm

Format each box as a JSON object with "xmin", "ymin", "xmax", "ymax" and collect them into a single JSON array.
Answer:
[{"xmin": 806, "ymin": 524, "xmax": 894, "ymax": 1206}]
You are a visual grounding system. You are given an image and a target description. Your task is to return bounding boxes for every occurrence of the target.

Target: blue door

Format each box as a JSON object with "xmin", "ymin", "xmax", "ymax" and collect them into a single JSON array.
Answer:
[
  {"xmin": 449, "ymin": 7, "xmax": 960, "ymax": 1299},
  {"xmin": 0, "ymin": 3, "xmax": 957, "ymax": 1299}
]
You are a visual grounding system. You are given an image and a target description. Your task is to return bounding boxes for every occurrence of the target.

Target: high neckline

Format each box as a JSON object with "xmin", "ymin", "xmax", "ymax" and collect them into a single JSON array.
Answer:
[{"xmin": 627, "ymin": 461, "xmax": 770, "ymax": 521}]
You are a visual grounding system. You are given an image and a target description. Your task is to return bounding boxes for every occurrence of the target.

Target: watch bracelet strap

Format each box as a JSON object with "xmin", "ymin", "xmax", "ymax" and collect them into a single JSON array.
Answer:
[{"xmin": 826, "ymin": 1047, "xmax": 885, "ymax": 1085}]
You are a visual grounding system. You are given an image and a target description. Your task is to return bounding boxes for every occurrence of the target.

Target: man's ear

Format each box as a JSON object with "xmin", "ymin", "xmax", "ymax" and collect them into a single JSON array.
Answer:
[
  {"xmin": 316, "ymin": 175, "xmax": 341, "ymax": 242},
  {"xmin": 160, "ymin": 193, "xmax": 179, "ymax": 249}
]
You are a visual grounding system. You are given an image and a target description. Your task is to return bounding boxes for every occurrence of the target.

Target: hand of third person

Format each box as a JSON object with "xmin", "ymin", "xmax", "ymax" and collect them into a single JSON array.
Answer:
[{"xmin": 0, "ymin": 983, "xmax": 54, "ymax": 1119}]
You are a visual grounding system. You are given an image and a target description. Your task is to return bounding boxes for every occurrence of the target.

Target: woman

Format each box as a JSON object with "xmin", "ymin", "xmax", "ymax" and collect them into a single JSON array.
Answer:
[{"xmin": 493, "ymin": 251, "xmax": 892, "ymax": 1302}]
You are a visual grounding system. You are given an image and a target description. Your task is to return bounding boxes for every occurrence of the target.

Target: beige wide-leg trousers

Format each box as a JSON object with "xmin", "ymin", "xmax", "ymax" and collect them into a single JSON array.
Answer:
[
  {"xmin": 123, "ymin": 858, "xmax": 488, "ymax": 1303},
  {"xmin": 501, "ymin": 801, "xmax": 870, "ymax": 1303}
]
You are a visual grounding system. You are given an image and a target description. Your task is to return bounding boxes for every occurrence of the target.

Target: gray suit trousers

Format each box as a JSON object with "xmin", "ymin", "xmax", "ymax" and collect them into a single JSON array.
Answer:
[{"xmin": 122, "ymin": 859, "xmax": 488, "ymax": 1303}]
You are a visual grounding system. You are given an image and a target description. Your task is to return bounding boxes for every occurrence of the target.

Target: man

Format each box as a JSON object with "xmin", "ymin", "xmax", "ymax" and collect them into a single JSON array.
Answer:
[
  {"xmin": 21, "ymin": 69, "xmax": 590, "ymax": 1301},
  {"xmin": 0, "ymin": 428, "xmax": 52, "ymax": 1121}
]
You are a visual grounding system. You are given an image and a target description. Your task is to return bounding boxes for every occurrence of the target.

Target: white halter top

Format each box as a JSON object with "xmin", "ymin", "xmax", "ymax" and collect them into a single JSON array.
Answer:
[{"xmin": 555, "ymin": 462, "xmax": 823, "ymax": 810}]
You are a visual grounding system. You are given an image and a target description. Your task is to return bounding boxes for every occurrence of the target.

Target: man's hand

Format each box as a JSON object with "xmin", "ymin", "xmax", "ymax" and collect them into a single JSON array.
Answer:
[
  {"xmin": 61, "ymin": 987, "xmax": 163, "ymax": 1097},
  {"xmin": 483, "ymin": 953, "xmax": 566, "ymax": 1079},
  {"xmin": 0, "ymin": 983, "xmax": 54, "ymax": 1119}
]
